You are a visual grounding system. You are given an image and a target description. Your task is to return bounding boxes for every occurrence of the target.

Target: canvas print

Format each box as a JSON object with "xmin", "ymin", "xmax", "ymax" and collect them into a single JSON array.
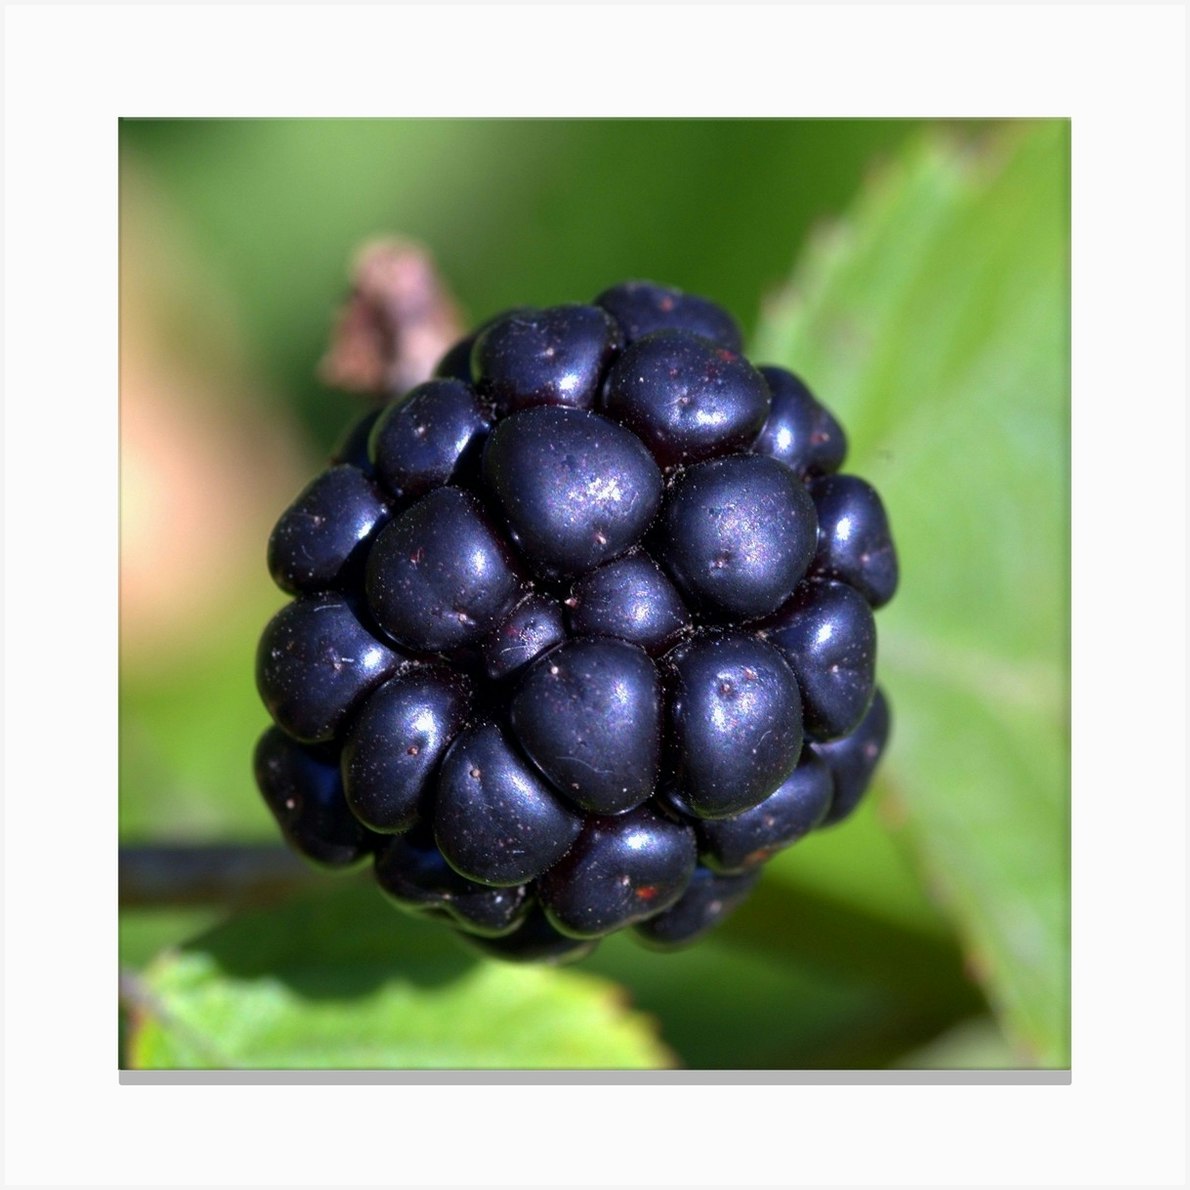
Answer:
[{"xmin": 118, "ymin": 118, "xmax": 1070, "ymax": 1071}]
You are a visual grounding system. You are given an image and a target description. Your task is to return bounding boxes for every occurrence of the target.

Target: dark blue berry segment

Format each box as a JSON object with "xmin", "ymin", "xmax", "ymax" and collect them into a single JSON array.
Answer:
[
  {"xmin": 567, "ymin": 550, "xmax": 690, "ymax": 655},
  {"xmin": 374, "ymin": 828, "xmax": 531, "ymax": 937},
  {"xmin": 256, "ymin": 595, "xmax": 403, "ymax": 744},
  {"xmin": 433, "ymin": 308, "xmax": 534, "ymax": 384},
  {"xmin": 538, "ymin": 804, "xmax": 697, "ymax": 939},
  {"xmin": 808, "ymin": 475, "xmax": 899, "ymax": 609},
  {"xmin": 331, "ymin": 407, "xmax": 383, "ymax": 471},
  {"xmin": 754, "ymin": 366, "xmax": 847, "ymax": 477},
  {"xmin": 812, "ymin": 686, "xmax": 891, "ymax": 826},
  {"xmin": 601, "ymin": 330, "xmax": 770, "ymax": 467},
  {"xmin": 472, "ymin": 304, "xmax": 622, "ymax": 414},
  {"xmin": 697, "ymin": 750, "xmax": 832, "ymax": 873},
  {"xmin": 633, "ymin": 866, "xmax": 760, "ymax": 949},
  {"xmin": 340, "ymin": 667, "xmax": 471, "ymax": 833},
  {"xmin": 510, "ymin": 638, "xmax": 661, "ymax": 815},
  {"xmin": 595, "ymin": 280, "xmax": 743, "ymax": 353},
  {"xmin": 256, "ymin": 280, "xmax": 896, "ymax": 961},
  {"xmin": 433, "ymin": 339, "xmax": 474, "ymax": 385},
  {"xmin": 459, "ymin": 904, "xmax": 599, "ymax": 964},
  {"xmin": 482, "ymin": 592, "xmax": 568, "ymax": 682},
  {"xmin": 254, "ymin": 728, "xmax": 373, "ymax": 868},
  {"xmin": 434, "ymin": 722, "xmax": 584, "ymax": 887},
  {"xmin": 665, "ymin": 630, "xmax": 803, "ymax": 818},
  {"xmin": 763, "ymin": 580, "xmax": 877, "ymax": 742},
  {"xmin": 267, "ymin": 465, "xmax": 391, "ymax": 596},
  {"xmin": 364, "ymin": 486, "xmax": 522, "ymax": 653},
  {"xmin": 482, "ymin": 406, "xmax": 662, "ymax": 578},
  {"xmin": 659, "ymin": 454, "xmax": 818, "ymax": 621},
  {"xmin": 368, "ymin": 379, "xmax": 490, "ymax": 502}
]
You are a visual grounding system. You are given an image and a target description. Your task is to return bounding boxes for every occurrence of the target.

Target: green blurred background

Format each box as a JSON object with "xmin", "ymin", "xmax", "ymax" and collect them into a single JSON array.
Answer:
[{"xmin": 119, "ymin": 118, "xmax": 1069, "ymax": 1070}]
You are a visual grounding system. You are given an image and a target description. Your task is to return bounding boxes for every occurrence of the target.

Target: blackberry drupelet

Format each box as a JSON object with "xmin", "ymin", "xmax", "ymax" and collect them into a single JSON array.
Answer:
[{"xmin": 255, "ymin": 279, "xmax": 898, "ymax": 962}]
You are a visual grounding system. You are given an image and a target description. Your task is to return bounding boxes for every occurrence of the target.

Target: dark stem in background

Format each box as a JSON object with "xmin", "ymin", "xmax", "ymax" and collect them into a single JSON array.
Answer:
[
  {"xmin": 119, "ymin": 843, "xmax": 997, "ymax": 1066},
  {"xmin": 119, "ymin": 844, "xmax": 327, "ymax": 909}
]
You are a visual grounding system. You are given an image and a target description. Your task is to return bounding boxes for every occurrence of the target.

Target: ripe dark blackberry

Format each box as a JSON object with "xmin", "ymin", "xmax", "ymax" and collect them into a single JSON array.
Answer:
[
  {"xmin": 634, "ymin": 866, "xmax": 761, "ymax": 950},
  {"xmin": 255, "ymin": 280, "xmax": 897, "ymax": 962},
  {"xmin": 602, "ymin": 330, "xmax": 771, "ymax": 467},
  {"xmin": 434, "ymin": 721, "xmax": 584, "ymax": 887},
  {"xmin": 657, "ymin": 453, "xmax": 818, "ymax": 621},
  {"xmin": 761, "ymin": 579, "xmax": 877, "ymax": 741},
  {"xmin": 664, "ymin": 629, "xmax": 805, "ymax": 818},
  {"xmin": 363, "ymin": 486, "xmax": 522, "ymax": 653},
  {"xmin": 367, "ymin": 378, "xmax": 490, "ymax": 502},
  {"xmin": 595, "ymin": 280, "xmax": 743, "ymax": 353},
  {"xmin": 374, "ymin": 825, "xmax": 531, "ymax": 936},
  {"xmin": 482, "ymin": 405, "xmax": 662, "ymax": 579},
  {"xmin": 567, "ymin": 550, "xmax": 690, "ymax": 656},
  {"xmin": 754, "ymin": 366, "xmax": 847, "ymax": 478},
  {"xmin": 509, "ymin": 637, "xmax": 662, "ymax": 815},
  {"xmin": 695, "ymin": 750, "xmax": 833, "ymax": 874},
  {"xmin": 267, "ymin": 464, "xmax": 391, "ymax": 595},
  {"xmin": 340, "ymin": 667, "xmax": 471, "ymax": 833},
  {"xmin": 472, "ymin": 304, "xmax": 622, "ymax": 414}
]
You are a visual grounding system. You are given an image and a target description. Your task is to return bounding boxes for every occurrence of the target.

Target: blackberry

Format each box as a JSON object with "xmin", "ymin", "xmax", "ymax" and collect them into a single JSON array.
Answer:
[
  {"xmin": 433, "ymin": 721, "xmax": 584, "ymax": 887},
  {"xmin": 482, "ymin": 405, "xmax": 662, "ymax": 579},
  {"xmin": 255, "ymin": 280, "xmax": 897, "ymax": 962},
  {"xmin": 595, "ymin": 280, "xmax": 743, "ymax": 352},
  {"xmin": 602, "ymin": 330, "xmax": 771, "ymax": 467},
  {"xmin": 254, "ymin": 728, "xmax": 373, "ymax": 868},
  {"xmin": 340, "ymin": 666, "xmax": 471, "ymax": 833},
  {"xmin": 509, "ymin": 637, "xmax": 662, "ymax": 815},
  {"xmin": 657, "ymin": 453, "xmax": 818, "ymax": 620},
  {"xmin": 267, "ymin": 464, "xmax": 390, "ymax": 595},
  {"xmin": 363, "ymin": 486, "xmax": 522, "ymax": 653},
  {"xmin": 634, "ymin": 866, "xmax": 761, "ymax": 949},
  {"xmin": 472, "ymin": 304, "xmax": 622, "ymax": 414},
  {"xmin": 761, "ymin": 579, "xmax": 877, "ymax": 741},
  {"xmin": 664, "ymin": 629, "xmax": 805, "ymax": 818},
  {"xmin": 754, "ymin": 366, "xmax": 847, "ymax": 478},
  {"xmin": 695, "ymin": 749, "xmax": 833, "ymax": 874},
  {"xmin": 807, "ymin": 474, "xmax": 899, "ymax": 608},
  {"xmin": 537, "ymin": 804, "xmax": 697, "ymax": 938},
  {"xmin": 567, "ymin": 550, "xmax": 690, "ymax": 656},
  {"xmin": 374, "ymin": 825, "xmax": 532, "ymax": 936},
  {"xmin": 482, "ymin": 592, "xmax": 568, "ymax": 682},
  {"xmin": 367, "ymin": 378, "xmax": 490, "ymax": 502}
]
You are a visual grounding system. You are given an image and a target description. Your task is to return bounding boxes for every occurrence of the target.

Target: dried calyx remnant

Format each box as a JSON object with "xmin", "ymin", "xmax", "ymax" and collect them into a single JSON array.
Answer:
[
  {"xmin": 256, "ymin": 274, "xmax": 898, "ymax": 963},
  {"xmin": 319, "ymin": 237, "xmax": 463, "ymax": 398}
]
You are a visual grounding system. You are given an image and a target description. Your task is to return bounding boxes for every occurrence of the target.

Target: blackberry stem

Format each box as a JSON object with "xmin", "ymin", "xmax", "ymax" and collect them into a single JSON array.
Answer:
[{"xmin": 119, "ymin": 844, "xmax": 329, "ymax": 908}]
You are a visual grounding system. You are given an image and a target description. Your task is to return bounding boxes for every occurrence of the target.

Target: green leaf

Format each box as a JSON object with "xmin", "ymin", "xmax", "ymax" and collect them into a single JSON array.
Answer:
[
  {"xmin": 892, "ymin": 1015, "xmax": 1022, "ymax": 1071},
  {"xmin": 119, "ymin": 589, "xmax": 290, "ymax": 842},
  {"xmin": 586, "ymin": 873, "xmax": 986, "ymax": 1069},
  {"xmin": 124, "ymin": 881, "xmax": 671, "ymax": 1069},
  {"xmin": 752, "ymin": 122, "xmax": 1069, "ymax": 1066}
]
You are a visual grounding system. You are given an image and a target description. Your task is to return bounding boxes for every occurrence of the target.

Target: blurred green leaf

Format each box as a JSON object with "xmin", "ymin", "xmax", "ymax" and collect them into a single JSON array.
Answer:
[
  {"xmin": 753, "ymin": 122, "xmax": 1069, "ymax": 1065},
  {"xmin": 125, "ymin": 882, "xmax": 671, "ymax": 1069},
  {"xmin": 119, "ymin": 907, "xmax": 226, "ymax": 969},
  {"xmin": 120, "ymin": 119, "xmax": 932, "ymax": 451},
  {"xmin": 892, "ymin": 1015, "xmax": 1022, "ymax": 1071},
  {"xmin": 119, "ymin": 590, "xmax": 286, "ymax": 841},
  {"xmin": 587, "ymin": 873, "xmax": 986, "ymax": 1069},
  {"xmin": 123, "ymin": 869, "xmax": 987, "ymax": 1071}
]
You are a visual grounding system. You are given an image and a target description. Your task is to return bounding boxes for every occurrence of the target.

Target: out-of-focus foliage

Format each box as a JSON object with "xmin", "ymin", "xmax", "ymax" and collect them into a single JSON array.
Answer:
[
  {"xmin": 119, "ymin": 118, "xmax": 1068, "ymax": 1070},
  {"xmin": 754, "ymin": 122, "xmax": 1069, "ymax": 1064},
  {"xmin": 126, "ymin": 883, "xmax": 670, "ymax": 1070}
]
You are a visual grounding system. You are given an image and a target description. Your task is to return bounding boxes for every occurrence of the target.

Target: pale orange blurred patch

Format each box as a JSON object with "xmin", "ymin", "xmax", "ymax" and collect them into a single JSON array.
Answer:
[{"xmin": 119, "ymin": 160, "xmax": 309, "ymax": 668}]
